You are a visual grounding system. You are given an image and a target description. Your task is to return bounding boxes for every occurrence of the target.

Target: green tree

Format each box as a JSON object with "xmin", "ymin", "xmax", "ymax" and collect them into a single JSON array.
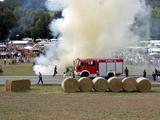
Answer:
[
  {"xmin": 31, "ymin": 11, "xmax": 53, "ymax": 39},
  {"xmin": 0, "ymin": 3, "xmax": 16, "ymax": 41}
]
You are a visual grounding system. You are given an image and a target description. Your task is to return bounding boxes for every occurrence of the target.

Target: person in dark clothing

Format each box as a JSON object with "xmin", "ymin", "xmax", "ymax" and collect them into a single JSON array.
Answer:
[
  {"xmin": 143, "ymin": 69, "xmax": 146, "ymax": 77},
  {"xmin": 32, "ymin": 61, "xmax": 35, "ymax": 67},
  {"xmin": 37, "ymin": 72, "xmax": 43, "ymax": 84},
  {"xmin": 96, "ymin": 70, "xmax": 99, "ymax": 76},
  {"xmin": 4, "ymin": 58, "xmax": 7, "ymax": 65},
  {"xmin": 152, "ymin": 72, "xmax": 156, "ymax": 81},
  {"xmin": 53, "ymin": 65, "xmax": 57, "ymax": 77},
  {"xmin": 124, "ymin": 67, "xmax": 129, "ymax": 77},
  {"xmin": 72, "ymin": 69, "xmax": 75, "ymax": 78},
  {"xmin": 155, "ymin": 68, "xmax": 158, "ymax": 76},
  {"xmin": 155, "ymin": 68, "xmax": 158, "ymax": 80}
]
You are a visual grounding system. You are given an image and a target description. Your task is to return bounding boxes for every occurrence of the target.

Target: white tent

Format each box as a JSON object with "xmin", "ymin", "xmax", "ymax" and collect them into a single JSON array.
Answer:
[{"xmin": 24, "ymin": 46, "xmax": 33, "ymax": 50}]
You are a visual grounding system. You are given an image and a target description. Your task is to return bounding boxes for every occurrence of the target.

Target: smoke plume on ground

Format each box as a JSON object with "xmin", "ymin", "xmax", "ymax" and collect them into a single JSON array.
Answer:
[{"xmin": 34, "ymin": 0, "xmax": 148, "ymax": 75}]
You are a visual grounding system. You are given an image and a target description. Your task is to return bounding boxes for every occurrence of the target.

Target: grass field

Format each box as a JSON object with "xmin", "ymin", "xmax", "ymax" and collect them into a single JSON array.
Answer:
[
  {"xmin": 0, "ymin": 85, "xmax": 160, "ymax": 120},
  {"xmin": 0, "ymin": 60, "xmax": 35, "ymax": 76}
]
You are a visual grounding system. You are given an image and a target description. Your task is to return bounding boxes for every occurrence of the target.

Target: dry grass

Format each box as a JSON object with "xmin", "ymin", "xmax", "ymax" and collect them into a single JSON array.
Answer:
[
  {"xmin": 0, "ymin": 59, "xmax": 35, "ymax": 76},
  {"xmin": 0, "ymin": 85, "xmax": 160, "ymax": 120},
  {"xmin": 0, "ymin": 62, "xmax": 35, "ymax": 76}
]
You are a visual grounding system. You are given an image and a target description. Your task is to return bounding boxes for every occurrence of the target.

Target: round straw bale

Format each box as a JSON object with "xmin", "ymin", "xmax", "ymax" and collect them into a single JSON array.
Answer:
[
  {"xmin": 61, "ymin": 77, "xmax": 78, "ymax": 93},
  {"xmin": 5, "ymin": 80, "xmax": 12, "ymax": 91},
  {"xmin": 136, "ymin": 77, "xmax": 151, "ymax": 92},
  {"xmin": 93, "ymin": 77, "xmax": 108, "ymax": 92},
  {"xmin": 11, "ymin": 80, "xmax": 31, "ymax": 92},
  {"xmin": 122, "ymin": 77, "xmax": 137, "ymax": 92},
  {"xmin": 108, "ymin": 77, "xmax": 122, "ymax": 92},
  {"xmin": 78, "ymin": 77, "xmax": 93, "ymax": 92},
  {"xmin": 5, "ymin": 79, "xmax": 31, "ymax": 92}
]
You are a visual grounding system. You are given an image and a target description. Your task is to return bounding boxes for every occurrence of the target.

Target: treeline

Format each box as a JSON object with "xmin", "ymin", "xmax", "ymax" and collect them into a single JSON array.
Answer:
[
  {"xmin": 0, "ymin": 0, "xmax": 61, "ymax": 42},
  {"xmin": 145, "ymin": 0, "xmax": 160, "ymax": 39},
  {"xmin": 1, "ymin": 0, "xmax": 160, "ymax": 42}
]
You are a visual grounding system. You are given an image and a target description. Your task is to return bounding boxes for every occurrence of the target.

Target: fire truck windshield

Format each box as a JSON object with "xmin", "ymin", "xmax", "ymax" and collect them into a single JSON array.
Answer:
[
  {"xmin": 79, "ymin": 61, "xmax": 96, "ymax": 66},
  {"xmin": 75, "ymin": 58, "xmax": 96, "ymax": 67}
]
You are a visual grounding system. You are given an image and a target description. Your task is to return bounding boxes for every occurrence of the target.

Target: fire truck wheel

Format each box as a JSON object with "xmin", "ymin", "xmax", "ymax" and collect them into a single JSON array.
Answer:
[
  {"xmin": 81, "ymin": 72, "xmax": 89, "ymax": 77},
  {"xmin": 107, "ymin": 72, "xmax": 114, "ymax": 79}
]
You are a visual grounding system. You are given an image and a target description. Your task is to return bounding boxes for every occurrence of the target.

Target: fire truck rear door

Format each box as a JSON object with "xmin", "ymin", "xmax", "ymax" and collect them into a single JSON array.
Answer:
[
  {"xmin": 107, "ymin": 62, "xmax": 115, "ymax": 74},
  {"xmin": 99, "ymin": 62, "xmax": 106, "ymax": 76},
  {"xmin": 116, "ymin": 62, "xmax": 123, "ymax": 74}
]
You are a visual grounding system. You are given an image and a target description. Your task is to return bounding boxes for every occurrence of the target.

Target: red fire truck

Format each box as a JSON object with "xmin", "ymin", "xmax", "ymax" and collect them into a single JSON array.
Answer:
[{"xmin": 74, "ymin": 58, "xmax": 123, "ymax": 78}]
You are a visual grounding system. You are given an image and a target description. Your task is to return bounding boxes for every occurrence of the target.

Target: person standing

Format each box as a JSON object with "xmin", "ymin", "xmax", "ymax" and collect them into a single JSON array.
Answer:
[
  {"xmin": 96, "ymin": 70, "xmax": 99, "ymax": 76},
  {"xmin": 152, "ymin": 72, "xmax": 156, "ymax": 81},
  {"xmin": 4, "ymin": 58, "xmax": 7, "ymax": 65},
  {"xmin": 155, "ymin": 68, "xmax": 158, "ymax": 80},
  {"xmin": 72, "ymin": 69, "xmax": 75, "ymax": 78},
  {"xmin": 53, "ymin": 65, "xmax": 57, "ymax": 77},
  {"xmin": 124, "ymin": 67, "xmax": 129, "ymax": 77},
  {"xmin": 155, "ymin": 68, "xmax": 158, "ymax": 76},
  {"xmin": 63, "ymin": 72, "xmax": 66, "ymax": 78},
  {"xmin": 143, "ymin": 69, "xmax": 146, "ymax": 77},
  {"xmin": 37, "ymin": 72, "xmax": 43, "ymax": 84}
]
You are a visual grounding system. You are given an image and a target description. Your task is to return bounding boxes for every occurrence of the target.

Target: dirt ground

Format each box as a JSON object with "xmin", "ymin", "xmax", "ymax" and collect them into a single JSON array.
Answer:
[{"xmin": 0, "ymin": 85, "xmax": 160, "ymax": 120}]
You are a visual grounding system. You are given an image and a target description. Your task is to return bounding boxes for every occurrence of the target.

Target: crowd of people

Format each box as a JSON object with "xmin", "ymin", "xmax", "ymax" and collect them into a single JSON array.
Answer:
[
  {"xmin": 2, "ymin": 53, "xmax": 31, "ymax": 65},
  {"xmin": 0, "ymin": 43, "xmax": 33, "ymax": 66}
]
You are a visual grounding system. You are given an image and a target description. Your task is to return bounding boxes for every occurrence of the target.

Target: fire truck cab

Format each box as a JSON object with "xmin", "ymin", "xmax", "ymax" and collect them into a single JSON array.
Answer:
[{"xmin": 74, "ymin": 58, "xmax": 123, "ymax": 78}]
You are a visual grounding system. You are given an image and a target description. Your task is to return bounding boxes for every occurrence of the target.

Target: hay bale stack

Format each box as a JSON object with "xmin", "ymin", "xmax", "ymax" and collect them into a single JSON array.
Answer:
[
  {"xmin": 122, "ymin": 77, "xmax": 137, "ymax": 92},
  {"xmin": 78, "ymin": 77, "xmax": 93, "ymax": 92},
  {"xmin": 5, "ymin": 79, "xmax": 31, "ymax": 92},
  {"xmin": 61, "ymin": 77, "xmax": 78, "ymax": 93},
  {"xmin": 108, "ymin": 77, "xmax": 122, "ymax": 92},
  {"xmin": 136, "ymin": 77, "xmax": 151, "ymax": 92},
  {"xmin": 93, "ymin": 77, "xmax": 108, "ymax": 92}
]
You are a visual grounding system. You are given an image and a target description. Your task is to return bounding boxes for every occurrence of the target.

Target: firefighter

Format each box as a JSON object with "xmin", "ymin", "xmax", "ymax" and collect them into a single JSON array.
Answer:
[
  {"xmin": 96, "ymin": 70, "xmax": 99, "ymax": 76},
  {"xmin": 53, "ymin": 65, "xmax": 57, "ymax": 77},
  {"xmin": 152, "ymin": 72, "xmax": 156, "ymax": 81},
  {"xmin": 124, "ymin": 67, "xmax": 129, "ymax": 77},
  {"xmin": 143, "ymin": 69, "xmax": 146, "ymax": 77},
  {"xmin": 72, "ymin": 69, "xmax": 75, "ymax": 78},
  {"xmin": 155, "ymin": 68, "xmax": 158, "ymax": 80}
]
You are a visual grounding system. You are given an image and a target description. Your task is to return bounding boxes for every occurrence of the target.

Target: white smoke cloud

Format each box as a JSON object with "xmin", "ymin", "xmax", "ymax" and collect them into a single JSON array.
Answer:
[
  {"xmin": 45, "ymin": 0, "xmax": 64, "ymax": 11},
  {"xmin": 0, "ymin": 0, "xmax": 4, "ymax": 2},
  {"xmin": 34, "ymin": 0, "xmax": 149, "ymax": 75},
  {"xmin": 131, "ymin": 1, "xmax": 151, "ymax": 41}
]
